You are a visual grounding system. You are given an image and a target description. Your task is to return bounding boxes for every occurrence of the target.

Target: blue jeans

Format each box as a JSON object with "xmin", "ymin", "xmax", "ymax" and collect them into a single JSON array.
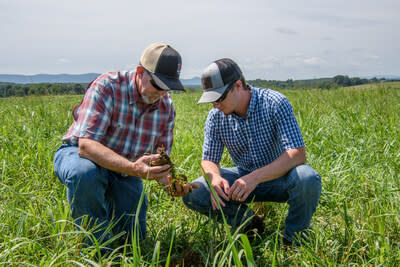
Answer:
[
  {"xmin": 182, "ymin": 165, "xmax": 321, "ymax": 242},
  {"xmin": 53, "ymin": 144, "xmax": 148, "ymax": 245}
]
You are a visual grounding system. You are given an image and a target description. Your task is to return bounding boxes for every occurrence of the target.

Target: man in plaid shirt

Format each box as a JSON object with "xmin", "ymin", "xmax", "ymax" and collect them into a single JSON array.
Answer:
[
  {"xmin": 183, "ymin": 58, "xmax": 321, "ymax": 245},
  {"xmin": 53, "ymin": 43, "xmax": 197, "ymax": 253}
]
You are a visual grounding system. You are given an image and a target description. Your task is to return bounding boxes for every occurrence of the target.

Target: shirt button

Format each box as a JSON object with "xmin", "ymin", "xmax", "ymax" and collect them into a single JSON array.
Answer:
[{"xmin": 249, "ymin": 138, "xmax": 252, "ymax": 142}]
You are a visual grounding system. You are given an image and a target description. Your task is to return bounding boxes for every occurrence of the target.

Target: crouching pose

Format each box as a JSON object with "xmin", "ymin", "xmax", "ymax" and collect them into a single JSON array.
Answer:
[
  {"xmin": 183, "ymin": 58, "xmax": 321, "ymax": 244},
  {"xmin": 54, "ymin": 43, "xmax": 196, "ymax": 252}
]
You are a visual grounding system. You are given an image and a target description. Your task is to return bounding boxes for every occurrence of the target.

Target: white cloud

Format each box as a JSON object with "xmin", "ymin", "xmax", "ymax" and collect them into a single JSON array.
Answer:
[
  {"xmin": 304, "ymin": 57, "xmax": 325, "ymax": 66},
  {"xmin": 0, "ymin": 0, "xmax": 399, "ymax": 79},
  {"xmin": 57, "ymin": 58, "xmax": 70, "ymax": 64},
  {"xmin": 275, "ymin": 27, "xmax": 297, "ymax": 35}
]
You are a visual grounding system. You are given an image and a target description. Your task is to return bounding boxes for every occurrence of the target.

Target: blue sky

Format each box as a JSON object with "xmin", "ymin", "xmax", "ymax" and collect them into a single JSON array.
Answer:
[{"xmin": 1, "ymin": 0, "xmax": 399, "ymax": 80}]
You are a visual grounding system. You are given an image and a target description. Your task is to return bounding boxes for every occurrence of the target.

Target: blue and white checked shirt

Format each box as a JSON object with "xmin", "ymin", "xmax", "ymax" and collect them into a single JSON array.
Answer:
[{"xmin": 202, "ymin": 86, "xmax": 305, "ymax": 172}]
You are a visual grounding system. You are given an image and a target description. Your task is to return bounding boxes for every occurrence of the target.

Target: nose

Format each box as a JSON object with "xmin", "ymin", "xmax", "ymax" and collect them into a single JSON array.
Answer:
[{"xmin": 212, "ymin": 102, "xmax": 220, "ymax": 108}]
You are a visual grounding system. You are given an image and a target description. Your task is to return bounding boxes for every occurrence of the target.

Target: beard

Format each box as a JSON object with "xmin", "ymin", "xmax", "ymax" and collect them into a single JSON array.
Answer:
[{"xmin": 141, "ymin": 94, "xmax": 161, "ymax": 104}]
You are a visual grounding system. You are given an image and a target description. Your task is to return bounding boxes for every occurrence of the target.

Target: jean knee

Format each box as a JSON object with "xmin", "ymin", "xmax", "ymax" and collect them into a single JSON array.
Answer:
[
  {"xmin": 290, "ymin": 165, "xmax": 321, "ymax": 195},
  {"xmin": 182, "ymin": 179, "xmax": 211, "ymax": 212}
]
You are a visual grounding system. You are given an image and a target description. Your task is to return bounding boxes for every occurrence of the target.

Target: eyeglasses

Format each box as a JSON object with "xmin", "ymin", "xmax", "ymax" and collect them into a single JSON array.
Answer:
[{"xmin": 214, "ymin": 81, "xmax": 236, "ymax": 103}]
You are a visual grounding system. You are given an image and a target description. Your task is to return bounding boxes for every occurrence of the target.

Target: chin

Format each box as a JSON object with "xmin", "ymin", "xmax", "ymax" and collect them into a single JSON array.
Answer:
[{"xmin": 142, "ymin": 95, "xmax": 160, "ymax": 104}]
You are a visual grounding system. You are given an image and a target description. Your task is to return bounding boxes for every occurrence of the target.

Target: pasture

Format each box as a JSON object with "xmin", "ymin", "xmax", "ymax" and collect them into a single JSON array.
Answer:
[{"xmin": 0, "ymin": 83, "xmax": 399, "ymax": 266}]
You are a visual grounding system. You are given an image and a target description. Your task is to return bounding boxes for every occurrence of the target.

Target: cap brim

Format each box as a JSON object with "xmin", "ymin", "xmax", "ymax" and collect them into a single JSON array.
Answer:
[
  {"xmin": 149, "ymin": 72, "xmax": 185, "ymax": 91},
  {"xmin": 197, "ymin": 84, "xmax": 230, "ymax": 104}
]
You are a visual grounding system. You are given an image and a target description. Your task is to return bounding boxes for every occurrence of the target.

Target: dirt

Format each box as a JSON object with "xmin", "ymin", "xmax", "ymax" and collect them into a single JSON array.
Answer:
[{"xmin": 150, "ymin": 146, "xmax": 193, "ymax": 196}]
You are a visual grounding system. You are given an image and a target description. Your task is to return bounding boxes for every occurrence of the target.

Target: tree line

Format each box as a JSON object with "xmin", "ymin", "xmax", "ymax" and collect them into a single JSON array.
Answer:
[
  {"xmin": 0, "ymin": 75, "xmax": 396, "ymax": 98},
  {"xmin": 249, "ymin": 75, "xmax": 392, "ymax": 90},
  {"xmin": 0, "ymin": 83, "xmax": 87, "ymax": 98}
]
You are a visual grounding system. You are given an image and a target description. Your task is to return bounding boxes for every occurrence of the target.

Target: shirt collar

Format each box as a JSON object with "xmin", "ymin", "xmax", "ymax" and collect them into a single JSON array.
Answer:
[{"xmin": 246, "ymin": 85, "xmax": 256, "ymax": 117}]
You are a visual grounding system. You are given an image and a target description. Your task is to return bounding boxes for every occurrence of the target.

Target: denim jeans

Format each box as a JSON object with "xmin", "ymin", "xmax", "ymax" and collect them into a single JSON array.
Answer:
[
  {"xmin": 182, "ymin": 164, "xmax": 321, "ymax": 242},
  {"xmin": 53, "ymin": 144, "xmax": 148, "ymax": 246}
]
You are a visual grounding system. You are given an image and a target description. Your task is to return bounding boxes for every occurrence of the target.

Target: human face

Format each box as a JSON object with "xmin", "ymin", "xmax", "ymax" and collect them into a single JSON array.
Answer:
[
  {"xmin": 137, "ymin": 69, "xmax": 168, "ymax": 104},
  {"xmin": 212, "ymin": 81, "xmax": 236, "ymax": 113}
]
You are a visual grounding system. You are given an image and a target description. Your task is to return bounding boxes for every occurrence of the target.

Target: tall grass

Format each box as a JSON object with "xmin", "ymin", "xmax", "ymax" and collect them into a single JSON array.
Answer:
[{"xmin": 0, "ymin": 83, "xmax": 399, "ymax": 265}]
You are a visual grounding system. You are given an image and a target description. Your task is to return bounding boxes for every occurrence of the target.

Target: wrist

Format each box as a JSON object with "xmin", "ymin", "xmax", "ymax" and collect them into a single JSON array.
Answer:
[{"xmin": 129, "ymin": 161, "xmax": 141, "ymax": 177}]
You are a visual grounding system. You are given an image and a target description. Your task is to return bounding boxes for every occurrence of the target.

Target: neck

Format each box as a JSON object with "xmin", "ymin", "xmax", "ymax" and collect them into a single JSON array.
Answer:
[{"xmin": 234, "ymin": 88, "xmax": 251, "ymax": 117}]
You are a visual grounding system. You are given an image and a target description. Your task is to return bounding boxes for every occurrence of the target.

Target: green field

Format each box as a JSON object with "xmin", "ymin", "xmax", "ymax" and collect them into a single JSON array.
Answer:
[{"xmin": 1, "ymin": 83, "xmax": 399, "ymax": 266}]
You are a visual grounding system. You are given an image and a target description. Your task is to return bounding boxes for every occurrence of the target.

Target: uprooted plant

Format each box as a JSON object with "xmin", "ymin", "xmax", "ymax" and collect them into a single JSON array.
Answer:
[{"xmin": 150, "ymin": 146, "xmax": 193, "ymax": 197}]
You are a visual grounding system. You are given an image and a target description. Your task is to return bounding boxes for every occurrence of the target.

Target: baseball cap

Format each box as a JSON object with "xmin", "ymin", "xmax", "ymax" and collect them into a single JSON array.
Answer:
[
  {"xmin": 140, "ymin": 43, "xmax": 185, "ymax": 91},
  {"xmin": 198, "ymin": 58, "xmax": 242, "ymax": 103}
]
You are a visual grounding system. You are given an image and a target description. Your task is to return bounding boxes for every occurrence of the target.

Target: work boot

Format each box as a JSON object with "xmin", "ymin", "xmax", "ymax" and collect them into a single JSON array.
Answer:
[{"xmin": 243, "ymin": 215, "xmax": 265, "ymax": 242}]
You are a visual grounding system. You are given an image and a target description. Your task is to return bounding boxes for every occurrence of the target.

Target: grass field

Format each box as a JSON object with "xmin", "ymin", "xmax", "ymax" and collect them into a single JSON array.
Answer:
[{"xmin": 0, "ymin": 83, "xmax": 399, "ymax": 266}]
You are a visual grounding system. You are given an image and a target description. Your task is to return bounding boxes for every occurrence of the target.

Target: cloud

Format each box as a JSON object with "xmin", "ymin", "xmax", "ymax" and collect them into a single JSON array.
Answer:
[
  {"xmin": 275, "ymin": 27, "xmax": 297, "ymax": 35},
  {"xmin": 304, "ymin": 57, "xmax": 325, "ymax": 66},
  {"xmin": 57, "ymin": 58, "xmax": 71, "ymax": 64},
  {"xmin": 366, "ymin": 55, "xmax": 380, "ymax": 60}
]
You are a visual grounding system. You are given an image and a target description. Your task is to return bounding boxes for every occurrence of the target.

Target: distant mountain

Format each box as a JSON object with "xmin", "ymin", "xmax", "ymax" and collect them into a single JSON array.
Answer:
[
  {"xmin": 0, "ymin": 73, "xmax": 202, "ymax": 86},
  {"xmin": 0, "ymin": 73, "xmax": 100, "ymax": 84},
  {"xmin": 181, "ymin": 76, "xmax": 201, "ymax": 86}
]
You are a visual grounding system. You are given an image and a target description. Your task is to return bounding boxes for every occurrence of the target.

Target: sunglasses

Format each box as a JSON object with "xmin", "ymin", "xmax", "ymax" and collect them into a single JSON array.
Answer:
[
  {"xmin": 145, "ymin": 70, "xmax": 165, "ymax": 91},
  {"xmin": 214, "ymin": 81, "xmax": 236, "ymax": 103},
  {"xmin": 149, "ymin": 78, "xmax": 165, "ymax": 91}
]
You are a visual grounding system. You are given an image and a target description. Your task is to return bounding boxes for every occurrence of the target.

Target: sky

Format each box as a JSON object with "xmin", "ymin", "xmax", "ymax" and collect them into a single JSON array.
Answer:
[{"xmin": 1, "ymin": 0, "xmax": 399, "ymax": 80}]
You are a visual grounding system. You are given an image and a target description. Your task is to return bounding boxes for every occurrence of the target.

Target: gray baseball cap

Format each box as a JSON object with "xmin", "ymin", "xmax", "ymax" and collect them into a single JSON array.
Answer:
[{"xmin": 198, "ymin": 58, "xmax": 242, "ymax": 104}]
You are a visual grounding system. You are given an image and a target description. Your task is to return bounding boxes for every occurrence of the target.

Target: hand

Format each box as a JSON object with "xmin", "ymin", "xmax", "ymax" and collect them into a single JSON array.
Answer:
[
  {"xmin": 159, "ymin": 176, "xmax": 200, "ymax": 197},
  {"xmin": 134, "ymin": 154, "xmax": 171, "ymax": 180},
  {"xmin": 210, "ymin": 176, "xmax": 230, "ymax": 210},
  {"xmin": 229, "ymin": 175, "xmax": 258, "ymax": 202}
]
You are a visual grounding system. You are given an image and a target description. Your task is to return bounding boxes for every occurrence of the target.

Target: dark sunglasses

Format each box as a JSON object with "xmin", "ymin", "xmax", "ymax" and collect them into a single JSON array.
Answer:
[
  {"xmin": 145, "ymin": 70, "xmax": 165, "ymax": 91},
  {"xmin": 149, "ymin": 78, "xmax": 165, "ymax": 91},
  {"xmin": 214, "ymin": 81, "xmax": 236, "ymax": 103}
]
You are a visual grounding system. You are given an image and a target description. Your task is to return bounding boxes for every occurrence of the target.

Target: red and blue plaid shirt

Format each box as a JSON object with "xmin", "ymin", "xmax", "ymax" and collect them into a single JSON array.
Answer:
[{"xmin": 62, "ymin": 70, "xmax": 175, "ymax": 161}]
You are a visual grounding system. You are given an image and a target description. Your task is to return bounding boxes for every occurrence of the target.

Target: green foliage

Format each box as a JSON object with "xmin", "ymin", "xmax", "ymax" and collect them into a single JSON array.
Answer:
[
  {"xmin": 0, "ymin": 83, "xmax": 400, "ymax": 265},
  {"xmin": 248, "ymin": 76, "xmax": 396, "ymax": 90},
  {"xmin": 0, "ymin": 82, "xmax": 88, "ymax": 98}
]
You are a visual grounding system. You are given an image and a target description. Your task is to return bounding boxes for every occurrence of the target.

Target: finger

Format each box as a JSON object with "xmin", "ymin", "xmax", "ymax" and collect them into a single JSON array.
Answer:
[
  {"xmin": 142, "ymin": 153, "xmax": 160, "ymax": 163},
  {"xmin": 230, "ymin": 185, "xmax": 241, "ymax": 200},
  {"xmin": 190, "ymin": 183, "xmax": 200, "ymax": 189},
  {"xmin": 217, "ymin": 195, "xmax": 226, "ymax": 208},
  {"xmin": 182, "ymin": 184, "xmax": 190, "ymax": 195},
  {"xmin": 229, "ymin": 181, "xmax": 240, "ymax": 199},
  {"xmin": 223, "ymin": 180, "xmax": 230, "ymax": 195},
  {"xmin": 174, "ymin": 181, "xmax": 182, "ymax": 194},
  {"xmin": 214, "ymin": 186, "xmax": 230, "ymax": 201},
  {"xmin": 240, "ymin": 191, "xmax": 250, "ymax": 202},
  {"xmin": 151, "ymin": 164, "xmax": 172, "ymax": 172},
  {"xmin": 211, "ymin": 195, "xmax": 218, "ymax": 210},
  {"xmin": 236, "ymin": 188, "xmax": 245, "ymax": 201}
]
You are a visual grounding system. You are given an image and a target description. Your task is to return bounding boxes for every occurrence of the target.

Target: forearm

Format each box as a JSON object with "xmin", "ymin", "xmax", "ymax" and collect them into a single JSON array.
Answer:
[
  {"xmin": 78, "ymin": 138, "xmax": 138, "ymax": 176},
  {"xmin": 201, "ymin": 160, "xmax": 221, "ymax": 181},
  {"xmin": 248, "ymin": 147, "xmax": 306, "ymax": 184}
]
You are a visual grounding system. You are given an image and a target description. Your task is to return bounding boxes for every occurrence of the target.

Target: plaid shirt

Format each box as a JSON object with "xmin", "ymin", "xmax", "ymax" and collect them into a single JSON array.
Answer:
[
  {"xmin": 62, "ymin": 70, "xmax": 175, "ymax": 160},
  {"xmin": 202, "ymin": 86, "xmax": 304, "ymax": 172}
]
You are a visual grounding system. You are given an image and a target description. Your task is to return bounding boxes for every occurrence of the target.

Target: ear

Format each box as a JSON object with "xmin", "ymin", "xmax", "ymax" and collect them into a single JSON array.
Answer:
[
  {"xmin": 235, "ymin": 79, "xmax": 242, "ymax": 90},
  {"xmin": 136, "ymin": 65, "xmax": 145, "ymax": 75}
]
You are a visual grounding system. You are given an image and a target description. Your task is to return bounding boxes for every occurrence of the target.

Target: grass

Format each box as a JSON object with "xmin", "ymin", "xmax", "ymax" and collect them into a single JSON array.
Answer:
[{"xmin": 0, "ymin": 83, "xmax": 399, "ymax": 266}]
